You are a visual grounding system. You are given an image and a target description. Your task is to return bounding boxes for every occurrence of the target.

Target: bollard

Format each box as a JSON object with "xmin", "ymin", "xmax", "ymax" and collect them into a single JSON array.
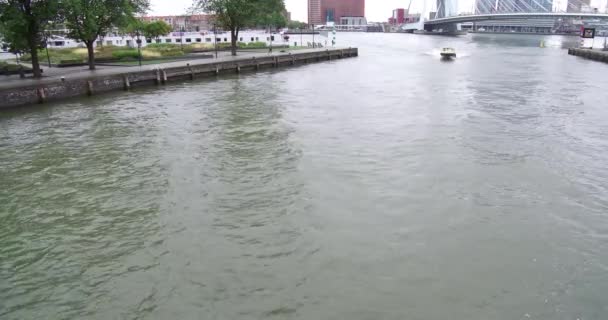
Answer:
[
  {"xmin": 161, "ymin": 70, "xmax": 167, "ymax": 84},
  {"xmin": 36, "ymin": 88, "xmax": 46, "ymax": 104},
  {"xmin": 155, "ymin": 69, "xmax": 161, "ymax": 84},
  {"xmin": 86, "ymin": 80, "xmax": 94, "ymax": 96},
  {"xmin": 188, "ymin": 66, "xmax": 194, "ymax": 80},
  {"xmin": 236, "ymin": 64, "xmax": 241, "ymax": 73},
  {"xmin": 123, "ymin": 75, "xmax": 131, "ymax": 90},
  {"xmin": 215, "ymin": 66, "xmax": 220, "ymax": 75}
]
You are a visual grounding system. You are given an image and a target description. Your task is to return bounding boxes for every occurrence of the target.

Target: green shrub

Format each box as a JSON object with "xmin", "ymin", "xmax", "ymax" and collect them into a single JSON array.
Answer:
[
  {"xmin": 246, "ymin": 42, "xmax": 267, "ymax": 48},
  {"xmin": 112, "ymin": 49, "xmax": 140, "ymax": 60},
  {"xmin": 145, "ymin": 43, "xmax": 181, "ymax": 49},
  {"xmin": 0, "ymin": 61, "xmax": 29, "ymax": 72}
]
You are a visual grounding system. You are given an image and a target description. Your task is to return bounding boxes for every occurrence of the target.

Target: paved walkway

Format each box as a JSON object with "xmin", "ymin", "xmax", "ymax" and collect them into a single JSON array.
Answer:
[{"xmin": 0, "ymin": 48, "xmax": 325, "ymax": 90}]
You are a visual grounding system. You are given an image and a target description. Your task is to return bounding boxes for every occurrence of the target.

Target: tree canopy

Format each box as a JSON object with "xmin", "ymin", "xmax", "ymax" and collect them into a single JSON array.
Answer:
[
  {"xmin": 287, "ymin": 20, "xmax": 308, "ymax": 30},
  {"xmin": 144, "ymin": 21, "xmax": 173, "ymax": 40},
  {"xmin": 0, "ymin": 0, "xmax": 58, "ymax": 77},
  {"xmin": 61, "ymin": 0, "xmax": 149, "ymax": 69},
  {"xmin": 196, "ymin": 0, "xmax": 286, "ymax": 55}
]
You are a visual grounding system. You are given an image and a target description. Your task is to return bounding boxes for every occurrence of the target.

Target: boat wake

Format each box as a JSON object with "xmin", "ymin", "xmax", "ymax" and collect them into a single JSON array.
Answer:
[{"xmin": 425, "ymin": 49, "xmax": 471, "ymax": 59}]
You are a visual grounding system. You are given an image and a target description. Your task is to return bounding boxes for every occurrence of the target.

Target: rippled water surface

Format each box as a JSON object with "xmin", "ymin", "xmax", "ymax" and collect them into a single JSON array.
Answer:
[{"xmin": 1, "ymin": 33, "xmax": 608, "ymax": 319}]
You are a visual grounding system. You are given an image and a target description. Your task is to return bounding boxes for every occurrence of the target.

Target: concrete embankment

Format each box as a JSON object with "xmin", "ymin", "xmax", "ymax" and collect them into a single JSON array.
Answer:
[
  {"xmin": 0, "ymin": 48, "xmax": 358, "ymax": 109},
  {"xmin": 568, "ymin": 48, "xmax": 608, "ymax": 63}
]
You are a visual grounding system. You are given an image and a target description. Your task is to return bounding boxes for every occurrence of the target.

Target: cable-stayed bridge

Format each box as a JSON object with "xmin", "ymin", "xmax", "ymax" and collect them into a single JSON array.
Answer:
[{"xmin": 402, "ymin": 0, "xmax": 608, "ymax": 32}]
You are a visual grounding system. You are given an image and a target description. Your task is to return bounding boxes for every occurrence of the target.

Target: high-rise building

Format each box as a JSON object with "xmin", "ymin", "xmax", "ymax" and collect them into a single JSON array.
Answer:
[
  {"xmin": 474, "ymin": 0, "xmax": 496, "ymax": 13},
  {"xmin": 389, "ymin": 8, "xmax": 406, "ymax": 24},
  {"xmin": 309, "ymin": 0, "xmax": 365, "ymax": 25},
  {"xmin": 308, "ymin": 0, "xmax": 322, "ymax": 25},
  {"xmin": 567, "ymin": 0, "xmax": 590, "ymax": 12},
  {"xmin": 475, "ymin": 0, "xmax": 552, "ymax": 13},
  {"xmin": 436, "ymin": 0, "xmax": 458, "ymax": 18}
]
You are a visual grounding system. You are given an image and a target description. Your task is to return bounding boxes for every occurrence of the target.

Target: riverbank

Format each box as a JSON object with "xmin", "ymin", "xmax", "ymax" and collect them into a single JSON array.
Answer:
[
  {"xmin": 568, "ymin": 48, "xmax": 608, "ymax": 63},
  {"xmin": 0, "ymin": 47, "xmax": 357, "ymax": 109}
]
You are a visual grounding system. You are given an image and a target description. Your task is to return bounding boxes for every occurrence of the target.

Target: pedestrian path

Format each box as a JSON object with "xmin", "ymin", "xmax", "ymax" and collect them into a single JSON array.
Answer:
[{"xmin": 0, "ymin": 48, "xmax": 318, "ymax": 90}]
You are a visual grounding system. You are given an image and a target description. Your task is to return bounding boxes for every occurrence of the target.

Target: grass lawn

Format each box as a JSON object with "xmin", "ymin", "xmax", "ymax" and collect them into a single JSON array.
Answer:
[
  {"xmin": 0, "ymin": 60, "xmax": 30, "ymax": 72},
  {"xmin": 104, "ymin": 59, "xmax": 183, "ymax": 66},
  {"xmin": 21, "ymin": 45, "xmax": 190, "ymax": 64}
]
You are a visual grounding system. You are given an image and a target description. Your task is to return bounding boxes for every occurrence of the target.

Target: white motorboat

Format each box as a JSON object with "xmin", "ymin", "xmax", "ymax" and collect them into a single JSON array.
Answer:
[{"xmin": 440, "ymin": 47, "xmax": 456, "ymax": 58}]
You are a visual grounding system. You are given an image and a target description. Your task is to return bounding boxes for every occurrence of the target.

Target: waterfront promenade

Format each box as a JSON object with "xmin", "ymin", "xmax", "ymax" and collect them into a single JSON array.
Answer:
[
  {"xmin": 568, "ymin": 48, "xmax": 608, "ymax": 63},
  {"xmin": 0, "ymin": 47, "xmax": 357, "ymax": 108}
]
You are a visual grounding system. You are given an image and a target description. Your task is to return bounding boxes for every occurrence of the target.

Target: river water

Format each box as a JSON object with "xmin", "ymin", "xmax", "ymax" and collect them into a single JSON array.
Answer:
[{"xmin": 1, "ymin": 33, "xmax": 608, "ymax": 319}]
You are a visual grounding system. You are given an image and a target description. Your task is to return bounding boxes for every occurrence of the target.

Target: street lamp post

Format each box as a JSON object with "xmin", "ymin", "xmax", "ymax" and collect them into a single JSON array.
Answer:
[
  {"xmin": 213, "ymin": 24, "xmax": 218, "ymax": 59},
  {"xmin": 136, "ymin": 30, "xmax": 142, "ymax": 67},
  {"xmin": 269, "ymin": 25, "xmax": 273, "ymax": 52},
  {"xmin": 45, "ymin": 31, "xmax": 52, "ymax": 68},
  {"xmin": 312, "ymin": 24, "xmax": 315, "ymax": 48},
  {"xmin": 300, "ymin": 28, "xmax": 303, "ymax": 47},
  {"xmin": 180, "ymin": 26, "xmax": 184, "ymax": 50}
]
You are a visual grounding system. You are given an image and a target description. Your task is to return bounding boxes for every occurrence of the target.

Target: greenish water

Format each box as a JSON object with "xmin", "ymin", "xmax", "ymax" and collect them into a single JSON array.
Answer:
[{"xmin": 1, "ymin": 33, "xmax": 608, "ymax": 319}]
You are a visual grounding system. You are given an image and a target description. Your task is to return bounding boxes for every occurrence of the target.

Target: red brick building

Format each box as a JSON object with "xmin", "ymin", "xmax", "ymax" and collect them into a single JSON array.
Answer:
[
  {"xmin": 309, "ymin": 0, "xmax": 365, "ymax": 25},
  {"xmin": 141, "ymin": 15, "xmax": 213, "ymax": 32},
  {"xmin": 389, "ymin": 8, "xmax": 406, "ymax": 24}
]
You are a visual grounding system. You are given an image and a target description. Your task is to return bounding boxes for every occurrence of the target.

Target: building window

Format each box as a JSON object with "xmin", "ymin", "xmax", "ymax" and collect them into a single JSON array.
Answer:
[
  {"xmin": 224, "ymin": 38, "xmax": 227, "ymax": 42},
  {"xmin": 185, "ymin": 38, "xmax": 191, "ymax": 43},
  {"xmin": 251, "ymin": 37, "xmax": 254, "ymax": 41},
  {"xmin": 96, "ymin": 41, "xmax": 102, "ymax": 46},
  {"xmin": 176, "ymin": 38, "xmax": 182, "ymax": 42},
  {"xmin": 106, "ymin": 40, "xmax": 113, "ymax": 45},
  {"xmin": 166, "ymin": 39, "xmax": 172, "ymax": 43},
  {"xmin": 239, "ymin": 37, "xmax": 243, "ymax": 41},
  {"xmin": 216, "ymin": 38, "xmax": 221, "ymax": 42},
  {"xmin": 196, "ymin": 38, "xmax": 202, "ymax": 42},
  {"xmin": 255, "ymin": 37, "xmax": 259, "ymax": 41},
  {"xmin": 156, "ymin": 39, "xmax": 161, "ymax": 43},
  {"xmin": 325, "ymin": 8, "xmax": 335, "ymax": 23},
  {"xmin": 206, "ymin": 38, "xmax": 211, "ymax": 42}
]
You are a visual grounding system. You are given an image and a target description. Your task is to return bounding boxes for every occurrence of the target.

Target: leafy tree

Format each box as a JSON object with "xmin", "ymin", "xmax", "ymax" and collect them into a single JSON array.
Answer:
[
  {"xmin": 122, "ymin": 18, "xmax": 146, "ymax": 38},
  {"xmin": 61, "ymin": 0, "xmax": 150, "ymax": 70},
  {"xmin": 287, "ymin": 20, "xmax": 307, "ymax": 30},
  {"xmin": 256, "ymin": 0, "xmax": 287, "ymax": 30},
  {"xmin": 0, "ymin": 0, "xmax": 58, "ymax": 78},
  {"xmin": 144, "ymin": 20, "xmax": 173, "ymax": 40},
  {"xmin": 121, "ymin": 18, "xmax": 147, "ymax": 51},
  {"xmin": 196, "ymin": 0, "xmax": 286, "ymax": 56}
]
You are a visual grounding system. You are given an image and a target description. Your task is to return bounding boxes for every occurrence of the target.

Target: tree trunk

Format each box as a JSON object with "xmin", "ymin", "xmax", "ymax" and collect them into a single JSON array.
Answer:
[
  {"xmin": 86, "ymin": 41, "xmax": 96, "ymax": 70},
  {"xmin": 30, "ymin": 43, "xmax": 42, "ymax": 78},
  {"xmin": 230, "ymin": 28, "xmax": 238, "ymax": 56},
  {"xmin": 25, "ymin": 2, "xmax": 42, "ymax": 79}
]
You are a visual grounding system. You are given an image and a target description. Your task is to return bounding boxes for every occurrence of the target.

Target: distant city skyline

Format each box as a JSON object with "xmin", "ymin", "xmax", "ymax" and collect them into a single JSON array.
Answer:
[{"xmin": 149, "ymin": 0, "xmax": 608, "ymax": 22}]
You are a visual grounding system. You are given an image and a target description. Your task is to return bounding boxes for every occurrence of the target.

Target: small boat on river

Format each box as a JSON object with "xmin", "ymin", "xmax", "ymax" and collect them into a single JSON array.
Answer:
[{"xmin": 440, "ymin": 47, "xmax": 456, "ymax": 59}]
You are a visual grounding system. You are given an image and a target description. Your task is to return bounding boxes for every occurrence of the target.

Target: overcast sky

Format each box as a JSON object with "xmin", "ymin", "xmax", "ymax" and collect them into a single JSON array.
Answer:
[{"xmin": 150, "ymin": 0, "xmax": 607, "ymax": 22}]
